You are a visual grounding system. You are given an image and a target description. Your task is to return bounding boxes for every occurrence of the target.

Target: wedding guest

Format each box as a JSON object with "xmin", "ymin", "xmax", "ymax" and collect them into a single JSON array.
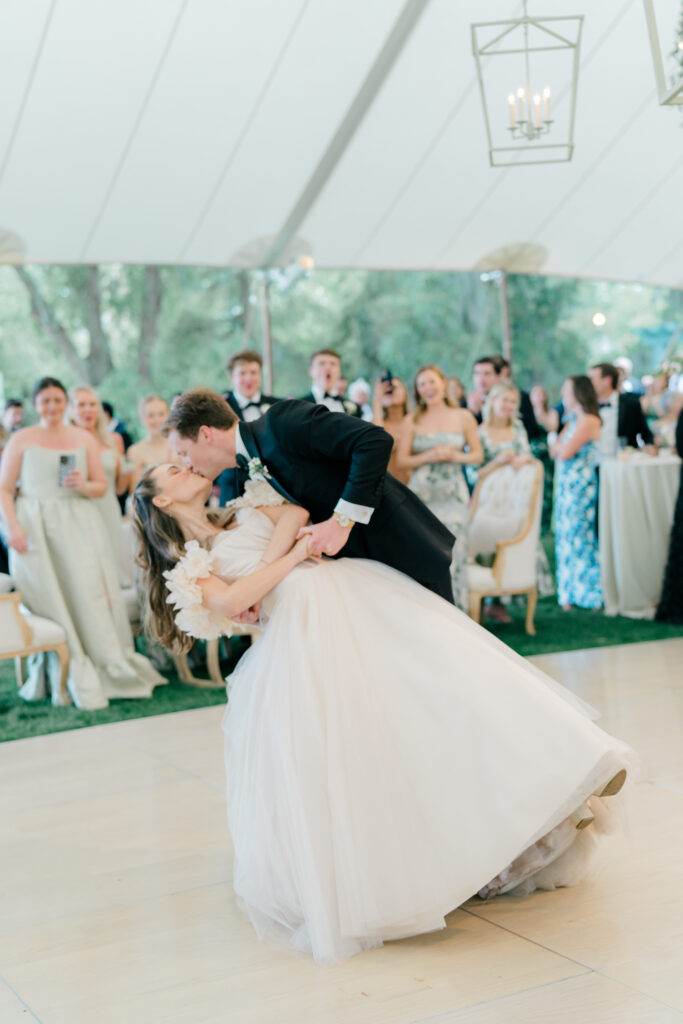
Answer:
[
  {"xmin": 530, "ymin": 386, "xmax": 559, "ymax": 434},
  {"xmin": 467, "ymin": 355, "xmax": 498, "ymax": 422},
  {"xmin": 127, "ymin": 394, "xmax": 178, "ymax": 491},
  {"xmin": 588, "ymin": 363, "xmax": 655, "ymax": 457},
  {"xmin": 69, "ymin": 386, "xmax": 130, "ymax": 585},
  {"xmin": 655, "ymin": 405, "xmax": 683, "ymax": 624},
  {"xmin": 447, "ymin": 376, "xmax": 467, "ymax": 408},
  {"xmin": 494, "ymin": 356, "xmax": 544, "ymax": 441},
  {"xmin": 477, "ymin": 383, "xmax": 533, "ymax": 481},
  {"xmin": 477, "ymin": 383, "xmax": 554, "ymax": 606},
  {"xmin": 219, "ymin": 350, "xmax": 283, "ymax": 505},
  {"xmin": 551, "ymin": 376, "xmax": 602, "ymax": 611},
  {"xmin": 300, "ymin": 349, "xmax": 361, "ymax": 416},
  {"xmin": 348, "ymin": 378, "xmax": 374, "ymax": 421},
  {"xmin": 102, "ymin": 401, "xmax": 132, "ymax": 452},
  {"xmin": 371, "ymin": 375, "xmax": 411, "ymax": 485},
  {"xmin": 2, "ymin": 398, "xmax": 24, "ymax": 435},
  {"xmin": 397, "ymin": 364, "xmax": 482, "ymax": 610},
  {"xmin": 614, "ymin": 355, "xmax": 644, "ymax": 396},
  {"xmin": 0, "ymin": 377, "xmax": 164, "ymax": 708}
]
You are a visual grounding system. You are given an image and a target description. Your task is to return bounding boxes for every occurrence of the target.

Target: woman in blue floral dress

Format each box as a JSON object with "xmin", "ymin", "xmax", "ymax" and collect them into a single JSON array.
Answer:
[
  {"xmin": 551, "ymin": 376, "xmax": 603, "ymax": 610},
  {"xmin": 396, "ymin": 365, "xmax": 482, "ymax": 611}
]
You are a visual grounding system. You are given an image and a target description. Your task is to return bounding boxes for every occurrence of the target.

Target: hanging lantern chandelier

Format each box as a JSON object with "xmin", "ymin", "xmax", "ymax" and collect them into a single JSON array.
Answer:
[
  {"xmin": 471, "ymin": 1, "xmax": 583, "ymax": 167},
  {"xmin": 643, "ymin": 0, "xmax": 683, "ymax": 106}
]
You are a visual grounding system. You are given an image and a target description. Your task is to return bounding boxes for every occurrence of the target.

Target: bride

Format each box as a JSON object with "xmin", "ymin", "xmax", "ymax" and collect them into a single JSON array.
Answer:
[{"xmin": 133, "ymin": 463, "xmax": 635, "ymax": 966}]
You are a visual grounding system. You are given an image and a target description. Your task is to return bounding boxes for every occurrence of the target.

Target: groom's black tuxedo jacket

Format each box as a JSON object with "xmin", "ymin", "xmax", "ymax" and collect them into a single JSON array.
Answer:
[
  {"xmin": 217, "ymin": 390, "xmax": 283, "ymax": 505},
  {"xmin": 236, "ymin": 400, "xmax": 455, "ymax": 603}
]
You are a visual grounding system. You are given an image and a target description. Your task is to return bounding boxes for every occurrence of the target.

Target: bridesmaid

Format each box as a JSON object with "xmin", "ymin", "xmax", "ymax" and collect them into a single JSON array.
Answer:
[
  {"xmin": 551, "ymin": 376, "xmax": 603, "ymax": 610},
  {"xmin": 68, "ymin": 385, "xmax": 130, "ymax": 584},
  {"xmin": 0, "ymin": 376, "xmax": 165, "ymax": 708},
  {"xmin": 396, "ymin": 364, "xmax": 482, "ymax": 611}
]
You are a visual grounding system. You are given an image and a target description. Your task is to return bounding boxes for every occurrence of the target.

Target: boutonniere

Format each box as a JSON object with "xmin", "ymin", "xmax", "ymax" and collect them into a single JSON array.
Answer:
[
  {"xmin": 345, "ymin": 400, "xmax": 358, "ymax": 414},
  {"xmin": 247, "ymin": 457, "xmax": 271, "ymax": 481}
]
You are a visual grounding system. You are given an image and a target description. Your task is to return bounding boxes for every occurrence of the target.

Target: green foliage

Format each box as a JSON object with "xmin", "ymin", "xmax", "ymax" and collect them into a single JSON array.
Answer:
[{"xmin": 0, "ymin": 264, "xmax": 680, "ymax": 433}]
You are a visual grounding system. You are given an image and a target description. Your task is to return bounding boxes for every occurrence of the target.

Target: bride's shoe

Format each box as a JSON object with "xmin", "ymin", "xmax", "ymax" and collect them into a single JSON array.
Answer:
[
  {"xmin": 597, "ymin": 768, "xmax": 627, "ymax": 798},
  {"xmin": 570, "ymin": 801, "xmax": 595, "ymax": 830}
]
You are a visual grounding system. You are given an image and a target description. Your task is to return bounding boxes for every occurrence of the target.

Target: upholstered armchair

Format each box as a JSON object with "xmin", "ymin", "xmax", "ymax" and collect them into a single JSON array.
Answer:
[
  {"xmin": 0, "ymin": 573, "xmax": 70, "ymax": 700},
  {"xmin": 467, "ymin": 460, "xmax": 544, "ymax": 635}
]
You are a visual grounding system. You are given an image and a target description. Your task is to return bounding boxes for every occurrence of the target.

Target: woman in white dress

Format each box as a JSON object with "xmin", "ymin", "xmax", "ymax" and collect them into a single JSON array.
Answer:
[
  {"xmin": 68, "ymin": 385, "xmax": 131, "ymax": 585},
  {"xmin": 0, "ymin": 377, "xmax": 165, "ymax": 709},
  {"xmin": 132, "ymin": 463, "xmax": 635, "ymax": 966}
]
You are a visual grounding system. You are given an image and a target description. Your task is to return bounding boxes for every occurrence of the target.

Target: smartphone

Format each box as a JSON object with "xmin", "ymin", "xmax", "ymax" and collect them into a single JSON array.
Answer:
[
  {"xmin": 58, "ymin": 453, "xmax": 76, "ymax": 486},
  {"xmin": 381, "ymin": 369, "xmax": 394, "ymax": 395}
]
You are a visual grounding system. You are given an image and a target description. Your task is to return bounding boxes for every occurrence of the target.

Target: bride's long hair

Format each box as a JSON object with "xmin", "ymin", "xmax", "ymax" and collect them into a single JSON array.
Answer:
[{"xmin": 132, "ymin": 467, "xmax": 234, "ymax": 652}]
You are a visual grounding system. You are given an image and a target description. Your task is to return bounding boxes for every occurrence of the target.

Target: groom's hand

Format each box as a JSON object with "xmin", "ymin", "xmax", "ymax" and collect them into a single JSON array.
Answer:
[
  {"xmin": 233, "ymin": 602, "xmax": 261, "ymax": 625},
  {"xmin": 297, "ymin": 517, "xmax": 353, "ymax": 557}
]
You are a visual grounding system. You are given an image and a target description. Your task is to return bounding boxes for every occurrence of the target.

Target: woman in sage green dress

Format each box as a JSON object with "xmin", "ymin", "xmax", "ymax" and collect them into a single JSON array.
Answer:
[
  {"xmin": 396, "ymin": 365, "xmax": 482, "ymax": 611},
  {"xmin": 0, "ymin": 377, "xmax": 165, "ymax": 709}
]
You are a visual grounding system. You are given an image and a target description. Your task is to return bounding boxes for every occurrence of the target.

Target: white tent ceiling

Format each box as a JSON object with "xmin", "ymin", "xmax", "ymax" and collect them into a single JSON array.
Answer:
[{"xmin": 0, "ymin": 0, "xmax": 682, "ymax": 287}]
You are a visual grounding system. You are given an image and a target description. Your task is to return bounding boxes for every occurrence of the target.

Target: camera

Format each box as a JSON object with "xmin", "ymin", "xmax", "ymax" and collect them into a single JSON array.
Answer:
[{"xmin": 381, "ymin": 369, "xmax": 394, "ymax": 395}]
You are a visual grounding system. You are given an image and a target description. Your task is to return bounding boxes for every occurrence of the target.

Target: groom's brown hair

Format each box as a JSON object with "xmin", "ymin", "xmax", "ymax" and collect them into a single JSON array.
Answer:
[{"xmin": 163, "ymin": 388, "xmax": 238, "ymax": 440}]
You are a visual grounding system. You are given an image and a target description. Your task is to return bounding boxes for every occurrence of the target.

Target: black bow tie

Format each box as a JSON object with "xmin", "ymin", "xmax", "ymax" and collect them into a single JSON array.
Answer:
[
  {"xmin": 242, "ymin": 401, "xmax": 262, "ymax": 411},
  {"xmin": 599, "ymin": 402, "xmax": 612, "ymax": 409},
  {"xmin": 324, "ymin": 392, "xmax": 341, "ymax": 401}
]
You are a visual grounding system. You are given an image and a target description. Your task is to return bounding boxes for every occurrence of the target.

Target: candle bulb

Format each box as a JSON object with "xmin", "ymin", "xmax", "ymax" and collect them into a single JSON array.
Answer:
[
  {"xmin": 543, "ymin": 85, "xmax": 551, "ymax": 121},
  {"xmin": 516, "ymin": 87, "xmax": 525, "ymax": 122},
  {"xmin": 533, "ymin": 93, "xmax": 541, "ymax": 128},
  {"xmin": 508, "ymin": 93, "xmax": 516, "ymax": 128}
]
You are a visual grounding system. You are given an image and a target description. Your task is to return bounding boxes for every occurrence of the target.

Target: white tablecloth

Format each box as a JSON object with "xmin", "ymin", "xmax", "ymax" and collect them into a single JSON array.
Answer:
[{"xmin": 600, "ymin": 454, "xmax": 681, "ymax": 617}]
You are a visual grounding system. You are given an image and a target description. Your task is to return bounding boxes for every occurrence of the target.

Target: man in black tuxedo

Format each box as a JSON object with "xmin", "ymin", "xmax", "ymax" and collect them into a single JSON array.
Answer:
[
  {"xmin": 217, "ymin": 349, "xmax": 283, "ymax": 505},
  {"xmin": 300, "ymin": 348, "xmax": 361, "ymax": 417},
  {"xmin": 588, "ymin": 363, "xmax": 655, "ymax": 457},
  {"xmin": 165, "ymin": 389, "xmax": 455, "ymax": 606}
]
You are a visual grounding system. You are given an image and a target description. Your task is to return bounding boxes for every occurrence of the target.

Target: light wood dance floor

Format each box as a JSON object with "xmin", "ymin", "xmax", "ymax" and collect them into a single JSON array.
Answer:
[{"xmin": 2, "ymin": 637, "xmax": 682, "ymax": 1023}]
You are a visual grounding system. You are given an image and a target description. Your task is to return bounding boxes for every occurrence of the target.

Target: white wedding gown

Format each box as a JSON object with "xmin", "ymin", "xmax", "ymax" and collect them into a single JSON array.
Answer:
[{"xmin": 168, "ymin": 504, "xmax": 635, "ymax": 965}]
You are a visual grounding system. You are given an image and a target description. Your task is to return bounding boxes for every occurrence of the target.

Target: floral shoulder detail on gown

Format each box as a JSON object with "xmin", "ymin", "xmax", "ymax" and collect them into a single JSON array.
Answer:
[
  {"xmin": 225, "ymin": 477, "xmax": 285, "ymax": 511},
  {"xmin": 163, "ymin": 540, "xmax": 234, "ymax": 640}
]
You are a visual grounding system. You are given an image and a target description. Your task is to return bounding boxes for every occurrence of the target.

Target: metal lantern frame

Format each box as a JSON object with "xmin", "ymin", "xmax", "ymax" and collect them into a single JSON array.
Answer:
[
  {"xmin": 471, "ymin": 9, "xmax": 583, "ymax": 167},
  {"xmin": 643, "ymin": 0, "xmax": 683, "ymax": 105}
]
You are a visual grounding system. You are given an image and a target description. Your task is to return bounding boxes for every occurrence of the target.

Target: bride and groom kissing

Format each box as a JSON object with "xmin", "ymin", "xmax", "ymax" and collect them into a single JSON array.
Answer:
[{"xmin": 132, "ymin": 387, "xmax": 633, "ymax": 966}]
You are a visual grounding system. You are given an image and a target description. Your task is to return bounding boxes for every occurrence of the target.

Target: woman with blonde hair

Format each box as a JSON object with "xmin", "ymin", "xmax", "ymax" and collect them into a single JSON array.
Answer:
[
  {"xmin": 127, "ymin": 394, "xmax": 178, "ymax": 491},
  {"xmin": 477, "ymin": 382, "xmax": 533, "ymax": 481},
  {"xmin": 396, "ymin": 364, "xmax": 482, "ymax": 610},
  {"xmin": 69, "ymin": 386, "xmax": 130, "ymax": 580}
]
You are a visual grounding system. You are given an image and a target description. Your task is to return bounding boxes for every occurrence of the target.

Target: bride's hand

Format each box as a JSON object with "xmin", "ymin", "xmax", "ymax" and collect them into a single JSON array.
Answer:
[
  {"xmin": 233, "ymin": 602, "xmax": 261, "ymax": 625},
  {"xmin": 292, "ymin": 534, "xmax": 312, "ymax": 563}
]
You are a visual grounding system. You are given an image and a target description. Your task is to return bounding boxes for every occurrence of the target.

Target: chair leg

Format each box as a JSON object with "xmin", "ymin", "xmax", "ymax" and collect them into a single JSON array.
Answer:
[
  {"xmin": 173, "ymin": 651, "xmax": 196, "ymax": 684},
  {"xmin": 525, "ymin": 588, "xmax": 538, "ymax": 635},
  {"xmin": 206, "ymin": 639, "xmax": 226, "ymax": 688},
  {"xmin": 469, "ymin": 592, "xmax": 483, "ymax": 624},
  {"xmin": 54, "ymin": 643, "xmax": 70, "ymax": 702},
  {"xmin": 14, "ymin": 656, "xmax": 24, "ymax": 689}
]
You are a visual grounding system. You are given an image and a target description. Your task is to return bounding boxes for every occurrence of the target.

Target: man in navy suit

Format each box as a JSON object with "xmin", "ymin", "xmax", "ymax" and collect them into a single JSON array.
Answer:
[
  {"xmin": 217, "ymin": 349, "xmax": 283, "ymax": 505},
  {"xmin": 165, "ymin": 389, "xmax": 455, "ymax": 607}
]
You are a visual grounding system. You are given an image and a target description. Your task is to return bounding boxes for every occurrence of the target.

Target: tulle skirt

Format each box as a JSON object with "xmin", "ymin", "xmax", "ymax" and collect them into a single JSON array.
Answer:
[{"xmin": 222, "ymin": 558, "xmax": 635, "ymax": 965}]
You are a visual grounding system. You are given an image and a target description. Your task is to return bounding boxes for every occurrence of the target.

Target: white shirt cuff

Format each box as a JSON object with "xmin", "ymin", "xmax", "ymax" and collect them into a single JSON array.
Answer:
[{"xmin": 334, "ymin": 498, "xmax": 374, "ymax": 524}]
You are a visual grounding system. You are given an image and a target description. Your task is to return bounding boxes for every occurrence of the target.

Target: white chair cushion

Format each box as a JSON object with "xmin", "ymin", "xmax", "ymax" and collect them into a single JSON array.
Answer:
[
  {"xmin": 23, "ymin": 613, "xmax": 67, "ymax": 647},
  {"xmin": 469, "ymin": 464, "xmax": 537, "ymax": 558},
  {"xmin": 467, "ymin": 564, "xmax": 496, "ymax": 591}
]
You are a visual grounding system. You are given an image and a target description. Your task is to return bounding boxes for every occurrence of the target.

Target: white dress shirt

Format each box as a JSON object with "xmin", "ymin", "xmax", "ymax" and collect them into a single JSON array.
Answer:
[
  {"xmin": 233, "ymin": 389, "xmax": 265, "ymax": 423},
  {"xmin": 311, "ymin": 384, "xmax": 347, "ymax": 415},
  {"xmin": 597, "ymin": 391, "xmax": 619, "ymax": 461}
]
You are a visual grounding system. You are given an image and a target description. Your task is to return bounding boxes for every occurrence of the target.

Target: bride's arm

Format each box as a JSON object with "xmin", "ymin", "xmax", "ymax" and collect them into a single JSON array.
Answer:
[
  {"xmin": 253, "ymin": 502, "xmax": 310, "ymax": 569},
  {"xmin": 198, "ymin": 534, "xmax": 311, "ymax": 619}
]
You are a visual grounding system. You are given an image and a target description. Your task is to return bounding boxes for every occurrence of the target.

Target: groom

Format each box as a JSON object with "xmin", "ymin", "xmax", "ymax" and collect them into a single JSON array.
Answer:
[{"xmin": 164, "ymin": 388, "xmax": 455, "ymax": 604}]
